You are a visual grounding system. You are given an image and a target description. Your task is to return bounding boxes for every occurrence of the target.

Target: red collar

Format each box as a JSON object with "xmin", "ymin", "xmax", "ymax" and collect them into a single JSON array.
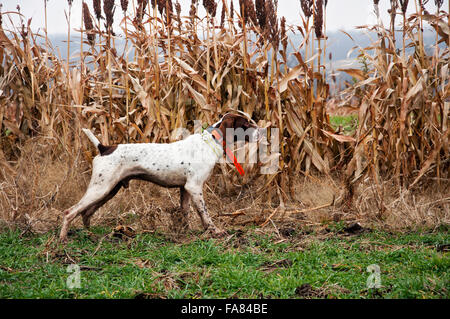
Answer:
[{"xmin": 210, "ymin": 129, "xmax": 245, "ymax": 176}]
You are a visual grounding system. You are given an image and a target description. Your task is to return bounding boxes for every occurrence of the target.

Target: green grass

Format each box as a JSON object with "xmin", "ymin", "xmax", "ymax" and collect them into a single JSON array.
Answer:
[
  {"xmin": 0, "ymin": 226, "xmax": 448, "ymax": 299},
  {"xmin": 330, "ymin": 115, "xmax": 358, "ymax": 134}
]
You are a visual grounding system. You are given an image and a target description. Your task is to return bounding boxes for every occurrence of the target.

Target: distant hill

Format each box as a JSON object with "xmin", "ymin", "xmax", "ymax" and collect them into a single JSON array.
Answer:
[{"xmin": 43, "ymin": 28, "xmax": 442, "ymax": 87}]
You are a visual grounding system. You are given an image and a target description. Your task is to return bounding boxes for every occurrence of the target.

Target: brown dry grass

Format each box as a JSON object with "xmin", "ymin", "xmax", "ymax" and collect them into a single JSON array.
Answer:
[{"xmin": 0, "ymin": 139, "xmax": 447, "ymax": 236}]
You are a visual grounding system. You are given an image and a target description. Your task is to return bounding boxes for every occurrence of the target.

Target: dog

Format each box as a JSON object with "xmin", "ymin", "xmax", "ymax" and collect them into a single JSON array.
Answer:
[{"xmin": 59, "ymin": 113, "xmax": 259, "ymax": 242}]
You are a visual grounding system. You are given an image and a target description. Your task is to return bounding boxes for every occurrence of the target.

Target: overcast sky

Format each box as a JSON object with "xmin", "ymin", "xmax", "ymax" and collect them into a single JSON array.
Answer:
[{"xmin": 1, "ymin": 0, "xmax": 448, "ymax": 35}]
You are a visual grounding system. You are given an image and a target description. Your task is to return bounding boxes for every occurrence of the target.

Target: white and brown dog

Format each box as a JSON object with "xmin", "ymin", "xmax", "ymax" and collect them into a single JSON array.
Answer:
[{"xmin": 59, "ymin": 113, "xmax": 259, "ymax": 242}]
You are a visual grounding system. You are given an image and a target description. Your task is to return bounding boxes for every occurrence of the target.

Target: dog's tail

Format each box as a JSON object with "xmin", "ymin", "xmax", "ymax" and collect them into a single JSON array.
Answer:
[
  {"xmin": 82, "ymin": 128, "xmax": 100, "ymax": 148},
  {"xmin": 82, "ymin": 128, "xmax": 117, "ymax": 156}
]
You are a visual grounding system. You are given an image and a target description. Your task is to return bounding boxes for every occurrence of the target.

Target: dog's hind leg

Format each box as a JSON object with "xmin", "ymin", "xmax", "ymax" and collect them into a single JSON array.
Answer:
[
  {"xmin": 60, "ymin": 177, "xmax": 122, "ymax": 243},
  {"xmin": 81, "ymin": 182, "xmax": 123, "ymax": 229}
]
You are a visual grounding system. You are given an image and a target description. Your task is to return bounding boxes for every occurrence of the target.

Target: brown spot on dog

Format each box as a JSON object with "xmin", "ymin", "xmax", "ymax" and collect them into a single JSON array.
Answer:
[{"xmin": 98, "ymin": 144, "xmax": 118, "ymax": 156}]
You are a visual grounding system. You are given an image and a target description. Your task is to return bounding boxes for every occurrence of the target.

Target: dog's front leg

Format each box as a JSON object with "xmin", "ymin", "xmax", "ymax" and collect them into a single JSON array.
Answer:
[
  {"xmin": 180, "ymin": 187, "xmax": 191, "ymax": 213},
  {"xmin": 184, "ymin": 183, "xmax": 226, "ymax": 237}
]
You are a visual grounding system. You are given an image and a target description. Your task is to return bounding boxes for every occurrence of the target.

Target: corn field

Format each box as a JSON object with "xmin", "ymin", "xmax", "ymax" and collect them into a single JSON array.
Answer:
[{"xmin": 0, "ymin": 0, "xmax": 448, "ymax": 225}]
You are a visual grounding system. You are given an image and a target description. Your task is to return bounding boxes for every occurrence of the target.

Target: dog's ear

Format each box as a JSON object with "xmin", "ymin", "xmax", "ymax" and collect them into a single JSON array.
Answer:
[
  {"xmin": 216, "ymin": 114, "xmax": 257, "ymax": 142},
  {"xmin": 217, "ymin": 114, "xmax": 236, "ymax": 132},
  {"xmin": 233, "ymin": 115, "xmax": 252, "ymax": 130}
]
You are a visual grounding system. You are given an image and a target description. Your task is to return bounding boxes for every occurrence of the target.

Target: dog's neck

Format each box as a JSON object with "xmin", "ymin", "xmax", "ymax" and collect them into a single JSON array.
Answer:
[
  {"xmin": 200, "ymin": 129, "xmax": 224, "ymax": 157},
  {"xmin": 203, "ymin": 127, "xmax": 245, "ymax": 176}
]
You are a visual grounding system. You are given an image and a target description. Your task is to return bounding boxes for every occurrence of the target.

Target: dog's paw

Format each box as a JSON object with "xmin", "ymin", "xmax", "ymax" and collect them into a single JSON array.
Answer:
[
  {"xmin": 210, "ymin": 227, "xmax": 228, "ymax": 238},
  {"xmin": 202, "ymin": 226, "xmax": 228, "ymax": 239},
  {"xmin": 59, "ymin": 236, "xmax": 68, "ymax": 244}
]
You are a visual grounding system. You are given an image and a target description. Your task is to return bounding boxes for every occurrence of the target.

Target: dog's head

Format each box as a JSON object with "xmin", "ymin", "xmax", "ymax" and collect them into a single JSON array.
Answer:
[{"xmin": 212, "ymin": 113, "xmax": 260, "ymax": 143}]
